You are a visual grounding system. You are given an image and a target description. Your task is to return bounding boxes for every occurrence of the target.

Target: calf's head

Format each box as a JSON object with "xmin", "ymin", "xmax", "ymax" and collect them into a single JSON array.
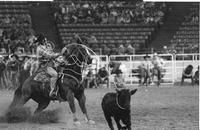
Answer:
[{"xmin": 116, "ymin": 89, "xmax": 137, "ymax": 109}]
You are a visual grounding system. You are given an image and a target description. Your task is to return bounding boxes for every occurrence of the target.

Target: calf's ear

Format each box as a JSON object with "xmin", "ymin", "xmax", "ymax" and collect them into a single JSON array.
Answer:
[{"xmin": 130, "ymin": 89, "xmax": 137, "ymax": 95}]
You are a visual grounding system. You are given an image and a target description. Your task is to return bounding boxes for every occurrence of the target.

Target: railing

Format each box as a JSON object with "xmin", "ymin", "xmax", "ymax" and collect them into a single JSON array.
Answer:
[
  {"xmin": 90, "ymin": 53, "xmax": 199, "ymax": 85},
  {"xmin": 0, "ymin": 53, "xmax": 198, "ymax": 88}
]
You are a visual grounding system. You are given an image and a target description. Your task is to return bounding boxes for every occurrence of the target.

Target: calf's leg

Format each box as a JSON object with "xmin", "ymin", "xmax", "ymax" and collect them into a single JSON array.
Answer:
[
  {"xmin": 104, "ymin": 112, "xmax": 114, "ymax": 130},
  {"xmin": 122, "ymin": 114, "xmax": 131, "ymax": 130},
  {"xmin": 114, "ymin": 116, "xmax": 122, "ymax": 130}
]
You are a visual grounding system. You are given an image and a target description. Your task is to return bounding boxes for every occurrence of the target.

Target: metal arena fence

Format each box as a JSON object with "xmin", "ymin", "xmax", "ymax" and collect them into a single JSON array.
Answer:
[
  {"xmin": 91, "ymin": 53, "xmax": 199, "ymax": 85},
  {"xmin": 0, "ymin": 53, "xmax": 198, "ymax": 89}
]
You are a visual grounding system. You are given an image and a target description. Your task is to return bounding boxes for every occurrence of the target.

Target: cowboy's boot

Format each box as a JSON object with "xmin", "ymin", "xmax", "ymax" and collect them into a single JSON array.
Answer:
[{"xmin": 49, "ymin": 77, "xmax": 57, "ymax": 98}]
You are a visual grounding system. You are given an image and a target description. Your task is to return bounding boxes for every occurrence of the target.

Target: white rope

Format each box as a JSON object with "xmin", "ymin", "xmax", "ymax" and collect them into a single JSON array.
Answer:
[
  {"xmin": 64, "ymin": 68, "xmax": 82, "ymax": 76},
  {"xmin": 60, "ymin": 72, "xmax": 80, "ymax": 86},
  {"xmin": 116, "ymin": 93, "xmax": 126, "ymax": 110},
  {"xmin": 64, "ymin": 43, "xmax": 118, "ymax": 89},
  {"xmin": 76, "ymin": 44, "xmax": 118, "ymax": 88}
]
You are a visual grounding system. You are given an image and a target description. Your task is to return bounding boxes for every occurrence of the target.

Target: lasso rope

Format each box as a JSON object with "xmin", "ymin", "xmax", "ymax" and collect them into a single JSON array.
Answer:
[{"xmin": 64, "ymin": 43, "xmax": 119, "ymax": 89}]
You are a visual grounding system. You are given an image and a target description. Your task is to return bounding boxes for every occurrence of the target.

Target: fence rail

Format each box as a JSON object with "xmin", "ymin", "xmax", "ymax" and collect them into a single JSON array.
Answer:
[
  {"xmin": 0, "ymin": 53, "xmax": 199, "ymax": 89},
  {"xmin": 91, "ymin": 53, "xmax": 199, "ymax": 85}
]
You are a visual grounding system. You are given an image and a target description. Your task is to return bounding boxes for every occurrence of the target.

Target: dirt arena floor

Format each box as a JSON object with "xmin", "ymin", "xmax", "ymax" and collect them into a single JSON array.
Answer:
[{"xmin": 0, "ymin": 85, "xmax": 198, "ymax": 130}]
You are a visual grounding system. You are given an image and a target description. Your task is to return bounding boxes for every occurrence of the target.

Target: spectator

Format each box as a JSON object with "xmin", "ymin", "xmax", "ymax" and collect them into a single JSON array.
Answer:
[
  {"xmin": 53, "ymin": 1, "xmax": 168, "ymax": 25},
  {"xmin": 126, "ymin": 43, "xmax": 135, "ymax": 55},
  {"xmin": 85, "ymin": 69, "xmax": 95, "ymax": 88},
  {"xmin": 87, "ymin": 34, "xmax": 97, "ymax": 44},
  {"xmin": 163, "ymin": 46, "xmax": 169, "ymax": 54},
  {"xmin": 97, "ymin": 67, "xmax": 109, "ymax": 87},
  {"xmin": 118, "ymin": 44, "xmax": 125, "ymax": 55}
]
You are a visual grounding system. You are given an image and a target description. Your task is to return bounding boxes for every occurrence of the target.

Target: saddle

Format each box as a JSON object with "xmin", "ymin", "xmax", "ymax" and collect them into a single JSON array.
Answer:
[
  {"xmin": 33, "ymin": 61, "xmax": 52, "ymax": 83},
  {"xmin": 34, "ymin": 70, "xmax": 50, "ymax": 83}
]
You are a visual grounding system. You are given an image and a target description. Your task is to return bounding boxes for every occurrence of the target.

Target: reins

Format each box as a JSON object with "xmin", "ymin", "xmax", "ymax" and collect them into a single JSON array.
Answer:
[{"xmin": 60, "ymin": 44, "xmax": 92, "ymax": 86}]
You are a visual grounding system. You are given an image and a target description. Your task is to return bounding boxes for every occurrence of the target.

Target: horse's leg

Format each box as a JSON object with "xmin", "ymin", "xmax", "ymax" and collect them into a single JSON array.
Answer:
[
  {"xmin": 34, "ymin": 100, "xmax": 50, "ymax": 114},
  {"xmin": 75, "ymin": 92, "xmax": 95, "ymax": 124},
  {"xmin": 9, "ymin": 87, "xmax": 22, "ymax": 108},
  {"xmin": 66, "ymin": 89, "xmax": 80, "ymax": 125},
  {"xmin": 17, "ymin": 94, "xmax": 30, "ymax": 108}
]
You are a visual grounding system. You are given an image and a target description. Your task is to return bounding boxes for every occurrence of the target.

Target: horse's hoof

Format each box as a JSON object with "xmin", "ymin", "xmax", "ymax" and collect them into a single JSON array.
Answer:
[
  {"xmin": 73, "ymin": 121, "xmax": 81, "ymax": 125},
  {"xmin": 87, "ymin": 119, "xmax": 95, "ymax": 125}
]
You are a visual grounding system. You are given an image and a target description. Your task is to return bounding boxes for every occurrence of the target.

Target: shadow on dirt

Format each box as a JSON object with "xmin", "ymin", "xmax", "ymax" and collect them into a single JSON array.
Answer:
[{"xmin": 0, "ymin": 107, "xmax": 62, "ymax": 124}]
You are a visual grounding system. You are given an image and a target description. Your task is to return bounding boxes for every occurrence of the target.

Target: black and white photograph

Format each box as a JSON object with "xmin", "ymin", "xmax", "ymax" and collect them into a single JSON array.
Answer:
[{"xmin": 0, "ymin": 0, "xmax": 198, "ymax": 129}]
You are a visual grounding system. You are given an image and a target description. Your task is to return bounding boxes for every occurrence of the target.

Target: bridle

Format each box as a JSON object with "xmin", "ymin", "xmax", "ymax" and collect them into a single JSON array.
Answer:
[
  {"xmin": 64, "ymin": 44, "xmax": 91, "ymax": 66},
  {"xmin": 60, "ymin": 44, "xmax": 92, "ymax": 85}
]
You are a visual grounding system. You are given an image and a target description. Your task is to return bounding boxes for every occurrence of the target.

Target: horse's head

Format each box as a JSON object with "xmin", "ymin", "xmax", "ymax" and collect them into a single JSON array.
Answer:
[
  {"xmin": 76, "ymin": 44, "xmax": 93, "ymax": 65},
  {"xmin": 61, "ymin": 44, "xmax": 92, "ymax": 65}
]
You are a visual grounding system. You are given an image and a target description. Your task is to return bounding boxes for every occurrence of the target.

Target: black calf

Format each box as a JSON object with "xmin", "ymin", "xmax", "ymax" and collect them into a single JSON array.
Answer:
[{"xmin": 101, "ymin": 89, "xmax": 137, "ymax": 130}]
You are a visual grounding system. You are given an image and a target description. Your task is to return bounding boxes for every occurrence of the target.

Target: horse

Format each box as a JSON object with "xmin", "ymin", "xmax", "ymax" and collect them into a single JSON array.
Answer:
[
  {"xmin": 18, "ymin": 58, "xmax": 32, "ymax": 88},
  {"xmin": 9, "ymin": 43, "xmax": 95, "ymax": 125}
]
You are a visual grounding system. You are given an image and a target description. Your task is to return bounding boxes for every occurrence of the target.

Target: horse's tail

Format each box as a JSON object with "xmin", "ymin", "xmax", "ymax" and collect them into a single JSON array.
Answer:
[{"xmin": 9, "ymin": 85, "xmax": 22, "ymax": 109}]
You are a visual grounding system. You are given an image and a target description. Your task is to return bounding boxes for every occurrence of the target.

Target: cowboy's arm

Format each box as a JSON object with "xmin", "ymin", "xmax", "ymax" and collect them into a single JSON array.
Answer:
[
  {"xmin": 24, "ymin": 60, "xmax": 31, "ymax": 70},
  {"xmin": 37, "ymin": 46, "xmax": 57, "ymax": 59},
  {"xmin": 30, "ymin": 61, "xmax": 39, "ymax": 75}
]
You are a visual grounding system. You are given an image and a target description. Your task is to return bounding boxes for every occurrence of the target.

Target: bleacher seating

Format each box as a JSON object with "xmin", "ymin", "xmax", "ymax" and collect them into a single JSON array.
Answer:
[
  {"xmin": 57, "ymin": 24, "xmax": 157, "ymax": 54},
  {"xmin": 0, "ymin": 2, "xmax": 31, "ymax": 28},
  {"xmin": 53, "ymin": 0, "xmax": 168, "ymax": 55},
  {"xmin": 170, "ymin": 3, "xmax": 199, "ymax": 53}
]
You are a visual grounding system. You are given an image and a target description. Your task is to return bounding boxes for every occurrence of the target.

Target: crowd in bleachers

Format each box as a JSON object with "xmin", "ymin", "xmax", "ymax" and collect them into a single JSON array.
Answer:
[
  {"xmin": 0, "ymin": 26, "xmax": 36, "ymax": 54},
  {"xmin": 53, "ymin": 0, "xmax": 167, "ymax": 25},
  {"xmin": 184, "ymin": 3, "xmax": 199, "ymax": 23},
  {"xmin": 53, "ymin": 0, "xmax": 169, "ymax": 55},
  {"xmin": 169, "ymin": 3, "xmax": 199, "ymax": 54},
  {"xmin": 0, "ymin": 2, "xmax": 36, "ymax": 55}
]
